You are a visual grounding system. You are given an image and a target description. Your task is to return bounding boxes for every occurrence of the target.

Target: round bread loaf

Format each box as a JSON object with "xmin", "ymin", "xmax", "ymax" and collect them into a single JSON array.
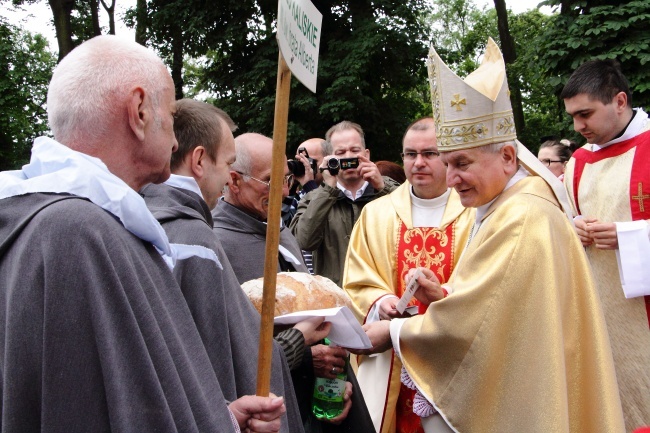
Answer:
[{"xmin": 241, "ymin": 272, "xmax": 353, "ymax": 316}]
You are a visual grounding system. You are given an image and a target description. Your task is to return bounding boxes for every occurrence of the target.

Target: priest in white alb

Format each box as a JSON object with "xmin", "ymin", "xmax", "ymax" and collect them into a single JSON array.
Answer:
[
  {"xmin": 561, "ymin": 59, "xmax": 650, "ymax": 431},
  {"xmin": 343, "ymin": 117, "xmax": 473, "ymax": 433},
  {"xmin": 351, "ymin": 38, "xmax": 625, "ymax": 433}
]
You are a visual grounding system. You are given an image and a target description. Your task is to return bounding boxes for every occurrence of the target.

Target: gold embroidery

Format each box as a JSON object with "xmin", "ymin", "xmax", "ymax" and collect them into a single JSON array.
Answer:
[
  {"xmin": 632, "ymin": 182, "xmax": 650, "ymax": 212},
  {"xmin": 450, "ymin": 94, "xmax": 466, "ymax": 111},
  {"xmin": 401, "ymin": 228, "xmax": 449, "ymax": 283}
]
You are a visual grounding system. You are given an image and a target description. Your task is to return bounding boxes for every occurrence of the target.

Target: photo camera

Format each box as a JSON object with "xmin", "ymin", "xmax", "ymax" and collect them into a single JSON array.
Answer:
[
  {"xmin": 319, "ymin": 157, "xmax": 359, "ymax": 176},
  {"xmin": 287, "ymin": 147, "xmax": 318, "ymax": 178}
]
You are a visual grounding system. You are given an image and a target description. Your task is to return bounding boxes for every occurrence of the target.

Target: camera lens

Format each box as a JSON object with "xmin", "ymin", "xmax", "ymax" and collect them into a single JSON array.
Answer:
[
  {"xmin": 326, "ymin": 158, "xmax": 340, "ymax": 176},
  {"xmin": 287, "ymin": 159, "xmax": 305, "ymax": 177}
]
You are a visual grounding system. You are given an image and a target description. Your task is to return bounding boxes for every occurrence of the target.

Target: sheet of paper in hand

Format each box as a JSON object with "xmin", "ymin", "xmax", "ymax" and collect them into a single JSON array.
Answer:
[
  {"xmin": 274, "ymin": 306, "xmax": 372, "ymax": 349},
  {"xmin": 395, "ymin": 268, "xmax": 425, "ymax": 314}
]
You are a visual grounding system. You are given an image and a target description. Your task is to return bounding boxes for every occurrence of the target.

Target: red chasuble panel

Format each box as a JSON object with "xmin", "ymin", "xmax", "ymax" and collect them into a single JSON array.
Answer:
[
  {"xmin": 396, "ymin": 223, "xmax": 455, "ymax": 315},
  {"xmin": 394, "ymin": 222, "xmax": 456, "ymax": 433}
]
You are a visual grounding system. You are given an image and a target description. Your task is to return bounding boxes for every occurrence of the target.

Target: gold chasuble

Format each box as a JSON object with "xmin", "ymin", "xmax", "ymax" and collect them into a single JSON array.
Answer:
[
  {"xmin": 564, "ymin": 126, "xmax": 650, "ymax": 430},
  {"xmin": 397, "ymin": 177, "xmax": 624, "ymax": 433},
  {"xmin": 344, "ymin": 182, "xmax": 472, "ymax": 433}
]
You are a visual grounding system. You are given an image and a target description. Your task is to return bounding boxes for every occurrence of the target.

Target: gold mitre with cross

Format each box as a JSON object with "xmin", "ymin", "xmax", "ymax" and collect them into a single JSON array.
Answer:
[{"xmin": 428, "ymin": 37, "xmax": 517, "ymax": 151}]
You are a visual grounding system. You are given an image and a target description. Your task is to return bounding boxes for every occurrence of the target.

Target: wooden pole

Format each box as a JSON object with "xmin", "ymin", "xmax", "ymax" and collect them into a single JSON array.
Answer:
[{"xmin": 256, "ymin": 51, "xmax": 292, "ymax": 396}]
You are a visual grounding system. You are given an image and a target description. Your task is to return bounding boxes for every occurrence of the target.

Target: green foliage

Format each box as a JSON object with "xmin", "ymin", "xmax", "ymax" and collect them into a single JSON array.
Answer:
[
  {"xmin": 186, "ymin": 0, "xmax": 428, "ymax": 160},
  {"xmin": 536, "ymin": 0, "xmax": 650, "ymax": 139},
  {"xmin": 0, "ymin": 19, "xmax": 56, "ymax": 170}
]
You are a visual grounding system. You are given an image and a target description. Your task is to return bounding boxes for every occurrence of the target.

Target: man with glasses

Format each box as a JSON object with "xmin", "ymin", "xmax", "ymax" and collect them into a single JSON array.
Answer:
[
  {"xmin": 290, "ymin": 121, "xmax": 399, "ymax": 286},
  {"xmin": 141, "ymin": 100, "xmax": 308, "ymax": 433},
  {"xmin": 213, "ymin": 132, "xmax": 374, "ymax": 432},
  {"xmin": 343, "ymin": 117, "xmax": 473, "ymax": 433},
  {"xmin": 352, "ymin": 38, "xmax": 623, "ymax": 433},
  {"xmin": 214, "ymin": 132, "xmax": 308, "ymax": 281}
]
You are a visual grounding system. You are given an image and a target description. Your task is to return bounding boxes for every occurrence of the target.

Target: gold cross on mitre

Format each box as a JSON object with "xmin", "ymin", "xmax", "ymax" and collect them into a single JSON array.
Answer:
[
  {"xmin": 450, "ymin": 94, "xmax": 466, "ymax": 111},
  {"xmin": 632, "ymin": 182, "xmax": 650, "ymax": 212}
]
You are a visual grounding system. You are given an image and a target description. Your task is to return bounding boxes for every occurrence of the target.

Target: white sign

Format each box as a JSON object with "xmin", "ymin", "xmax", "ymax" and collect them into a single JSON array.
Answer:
[{"xmin": 277, "ymin": 0, "xmax": 322, "ymax": 93}]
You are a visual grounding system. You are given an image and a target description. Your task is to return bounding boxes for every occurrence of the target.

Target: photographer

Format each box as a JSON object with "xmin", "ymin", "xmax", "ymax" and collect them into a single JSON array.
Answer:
[
  {"xmin": 283, "ymin": 139, "xmax": 330, "ymax": 226},
  {"xmin": 290, "ymin": 121, "xmax": 399, "ymax": 286}
]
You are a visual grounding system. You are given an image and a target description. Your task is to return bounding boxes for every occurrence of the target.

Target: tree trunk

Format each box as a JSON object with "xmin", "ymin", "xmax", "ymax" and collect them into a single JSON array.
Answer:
[
  {"xmin": 135, "ymin": 0, "xmax": 147, "ymax": 45},
  {"xmin": 90, "ymin": 0, "xmax": 101, "ymax": 36},
  {"xmin": 171, "ymin": 22, "xmax": 184, "ymax": 99},
  {"xmin": 100, "ymin": 0, "xmax": 116, "ymax": 35},
  {"xmin": 48, "ymin": 0, "xmax": 75, "ymax": 62},
  {"xmin": 493, "ymin": 0, "xmax": 525, "ymax": 136}
]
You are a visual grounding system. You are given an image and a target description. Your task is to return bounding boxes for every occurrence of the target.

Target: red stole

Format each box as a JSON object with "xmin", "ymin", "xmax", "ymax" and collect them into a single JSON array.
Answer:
[
  {"xmin": 394, "ymin": 221, "xmax": 455, "ymax": 433},
  {"xmin": 571, "ymin": 129, "xmax": 650, "ymax": 220},
  {"xmin": 572, "ymin": 129, "xmax": 650, "ymax": 327}
]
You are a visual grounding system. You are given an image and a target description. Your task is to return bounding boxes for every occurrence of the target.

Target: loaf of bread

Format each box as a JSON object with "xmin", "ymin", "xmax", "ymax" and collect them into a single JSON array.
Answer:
[{"xmin": 241, "ymin": 272, "xmax": 353, "ymax": 316}]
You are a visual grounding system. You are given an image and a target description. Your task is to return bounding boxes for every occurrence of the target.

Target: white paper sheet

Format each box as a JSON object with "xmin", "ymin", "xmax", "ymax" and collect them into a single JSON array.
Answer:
[
  {"xmin": 615, "ymin": 220, "xmax": 650, "ymax": 298},
  {"xmin": 274, "ymin": 306, "xmax": 372, "ymax": 349}
]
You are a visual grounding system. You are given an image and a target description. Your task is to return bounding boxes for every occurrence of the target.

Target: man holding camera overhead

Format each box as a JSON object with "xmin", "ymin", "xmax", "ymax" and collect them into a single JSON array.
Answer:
[{"xmin": 290, "ymin": 121, "xmax": 399, "ymax": 286}]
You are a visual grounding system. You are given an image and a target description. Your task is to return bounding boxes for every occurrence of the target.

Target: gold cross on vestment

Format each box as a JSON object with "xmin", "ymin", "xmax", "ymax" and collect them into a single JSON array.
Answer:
[
  {"xmin": 450, "ymin": 94, "xmax": 466, "ymax": 111},
  {"xmin": 632, "ymin": 182, "xmax": 650, "ymax": 212}
]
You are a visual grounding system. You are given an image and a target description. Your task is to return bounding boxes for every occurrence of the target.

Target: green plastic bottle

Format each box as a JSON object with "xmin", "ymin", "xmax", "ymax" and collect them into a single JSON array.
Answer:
[{"xmin": 312, "ymin": 338, "xmax": 348, "ymax": 420}]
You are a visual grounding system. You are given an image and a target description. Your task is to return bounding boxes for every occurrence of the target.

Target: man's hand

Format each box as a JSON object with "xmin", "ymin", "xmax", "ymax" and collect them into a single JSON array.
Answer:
[
  {"xmin": 294, "ymin": 153, "xmax": 314, "ymax": 186},
  {"xmin": 379, "ymin": 296, "xmax": 410, "ymax": 320},
  {"xmin": 321, "ymin": 381, "xmax": 353, "ymax": 425},
  {"xmin": 293, "ymin": 317, "xmax": 331, "ymax": 346},
  {"xmin": 311, "ymin": 344, "xmax": 348, "ymax": 379},
  {"xmin": 228, "ymin": 394, "xmax": 286, "ymax": 433},
  {"xmin": 587, "ymin": 221, "xmax": 619, "ymax": 249},
  {"xmin": 574, "ymin": 217, "xmax": 596, "ymax": 246},
  {"xmin": 407, "ymin": 268, "xmax": 445, "ymax": 306},
  {"xmin": 357, "ymin": 155, "xmax": 384, "ymax": 190},
  {"xmin": 320, "ymin": 156, "xmax": 338, "ymax": 188},
  {"xmin": 348, "ymin": 320, "xmax": 392, "ymax": 356}
]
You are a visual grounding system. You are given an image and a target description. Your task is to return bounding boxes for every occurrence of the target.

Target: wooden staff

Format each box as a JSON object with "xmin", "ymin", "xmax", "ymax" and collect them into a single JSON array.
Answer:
[{"xmin": 256, "ymin": 51, "xmax": 292, "ymax": 396}]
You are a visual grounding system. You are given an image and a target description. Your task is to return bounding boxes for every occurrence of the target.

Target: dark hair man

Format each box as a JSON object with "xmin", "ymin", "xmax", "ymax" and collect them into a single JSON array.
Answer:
[{"xmin": 561, "ymin": 59, "xmax": 650, "ymax": 431}]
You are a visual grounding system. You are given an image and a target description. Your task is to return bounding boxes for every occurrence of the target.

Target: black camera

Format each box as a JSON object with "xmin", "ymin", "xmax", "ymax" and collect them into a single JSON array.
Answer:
[
  {"xmin": 287, "ymin": 147, "xmax": 317, "ymax": 178},
  {"xmin": 319, "ymin": 157, "xmax": 359, "ymax": 176}
]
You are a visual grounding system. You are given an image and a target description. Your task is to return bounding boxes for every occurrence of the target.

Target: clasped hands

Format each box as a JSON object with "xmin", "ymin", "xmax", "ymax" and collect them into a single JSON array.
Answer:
[{"xmin": 574, "ymin": 217, "xmax": 618, "ymax": 249}]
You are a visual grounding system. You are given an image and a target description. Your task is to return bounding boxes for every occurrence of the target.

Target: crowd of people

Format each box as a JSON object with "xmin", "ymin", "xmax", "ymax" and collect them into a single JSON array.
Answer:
[{"xmin": 0, "ymin": 34, "xmax": 648, "ymax": 433}]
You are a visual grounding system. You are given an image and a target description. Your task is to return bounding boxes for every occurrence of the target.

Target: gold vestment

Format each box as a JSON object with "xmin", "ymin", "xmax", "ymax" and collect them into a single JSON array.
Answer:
[
  {"xmin": 344, "ymin": 182, "xmax": 472, "ymax": 433},
  {"xmin": 398, "ymin": 176, "xmax": 624, "ymax": 432},
  {"xmin": 564, "ymin": 128, "xmax": 650, "ymax": 431}
]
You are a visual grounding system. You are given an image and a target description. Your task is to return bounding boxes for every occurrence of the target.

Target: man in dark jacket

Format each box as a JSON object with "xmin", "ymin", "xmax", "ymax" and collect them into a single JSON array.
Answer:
[{"xmin": 290, "ymin": 121, "xmax": 399, "ymax": 286}]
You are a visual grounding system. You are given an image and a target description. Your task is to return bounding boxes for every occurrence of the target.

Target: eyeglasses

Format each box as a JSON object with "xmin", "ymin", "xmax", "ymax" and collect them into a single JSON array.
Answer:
[
  {"xmin": 236, "ymin": 171, "xmax": 294, "ymax": 188},
  {"xmin": 539, "ymin": 159, "xmax": 564, "ymax": 167},
  {"xmin": 400, "ymin": 150, "xmax": 440, "ymax": 161}
]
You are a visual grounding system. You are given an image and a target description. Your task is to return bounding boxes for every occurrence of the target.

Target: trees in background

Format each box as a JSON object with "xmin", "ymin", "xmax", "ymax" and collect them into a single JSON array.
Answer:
[
  {"xmin": 0, "ymin": 19, "xmax": 55, "ymax": 169},
  {"xmin": 1, "ymin": 0, "xmax": 649, "ymax": 168},
  {"xmin": 537, "ymin": 0, "xmax": 650, "ymax": 108},
  {"xmin": 177, "ymin": 0, "xmax": 429, "ymax": 160}
]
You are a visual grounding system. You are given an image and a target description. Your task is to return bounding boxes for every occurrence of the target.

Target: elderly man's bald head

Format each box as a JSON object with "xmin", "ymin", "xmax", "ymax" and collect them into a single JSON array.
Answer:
[
  {"xmin": 46, "ymin": 35, "xmax": 178, "ymax": 191},
  {"xmin": 226, "ymin": 133, "xmax": 290, "ymax": 220},
  {"xmin": 48, "ymin": 35, "xmax": 169, "ymax": 147}
]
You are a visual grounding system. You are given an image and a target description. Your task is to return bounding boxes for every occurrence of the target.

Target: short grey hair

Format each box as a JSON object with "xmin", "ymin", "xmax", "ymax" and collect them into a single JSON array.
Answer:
[
  {"xmin": 325, "ymin": 121, "xmax": 365, "ymax": 148},
  {"xmin": 231, "ymin": 135, "xmax": 254, "ymax": 174},
  {"xmin": 481, "ymin": 141, "xmax": 517, "ymax": 156},
  {"xmin": 47, "ymin": 35, "xmax": 168, "ymax": 146},
  {"xmin": 321, "ymin": 140, "xmax": 333, "ymax": 156}
]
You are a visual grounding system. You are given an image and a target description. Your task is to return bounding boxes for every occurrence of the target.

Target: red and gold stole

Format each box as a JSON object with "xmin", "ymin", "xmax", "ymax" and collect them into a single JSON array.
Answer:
[
  {"xmin": 394, "ymin": 221, "xmax": 455, "ymax": 433},
  {"xmin": 572, "ymin": 129, "xmax": 650, "ymax": 221},
  {"xmin": 396, "ymin": 223, "xmax": 455, "ymax": 313},
  {"xmin": 572, "ymin": 129, "xmax": 650, "ymax": 326}
]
